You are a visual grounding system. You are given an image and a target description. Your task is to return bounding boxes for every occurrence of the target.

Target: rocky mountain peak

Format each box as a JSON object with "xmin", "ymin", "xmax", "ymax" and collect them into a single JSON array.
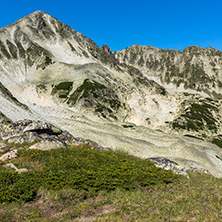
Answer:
[{"xmin": 100, "ymin": 44, "xmax": 111, "ymax": 55}]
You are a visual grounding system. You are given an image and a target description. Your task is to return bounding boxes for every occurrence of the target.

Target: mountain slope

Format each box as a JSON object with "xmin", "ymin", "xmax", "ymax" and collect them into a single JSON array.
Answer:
[{"xmin": 0, "ymin": 11, "xmax": 222, "ymax": 177}]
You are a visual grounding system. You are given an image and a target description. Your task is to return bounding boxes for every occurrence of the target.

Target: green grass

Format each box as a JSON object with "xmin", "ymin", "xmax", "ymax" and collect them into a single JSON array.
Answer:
[
  {"xmin": 0, "ymin": 146, "xmax": 222, "ymax": 221},
  {"xmin": 0, "ymin": 171, "xmax": 222, "ymax": 221}
]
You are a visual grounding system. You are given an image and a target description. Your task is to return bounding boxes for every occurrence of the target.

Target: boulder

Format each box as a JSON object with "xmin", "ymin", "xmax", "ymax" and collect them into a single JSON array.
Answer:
[
  {"xmin": 4, "ymin": 163, "xmax": 28, "ymax": 173},
  {"xmin": 23, "ymin": 121, "xmax": 62, "ymax": 135},
  {"xmin": 148, "ymin": 157, "xmax": 190, "ymax": 178},
  {"xmin": 29, "ymin": 139, "xmax": 66, "ymax": 151},
  {"xmin": 0, "ymin": 150, "xmax": 18, "ymax": 162},
  {"xmin": 0, "ymin": 119, "xmax": 107, "ymax": 156}
]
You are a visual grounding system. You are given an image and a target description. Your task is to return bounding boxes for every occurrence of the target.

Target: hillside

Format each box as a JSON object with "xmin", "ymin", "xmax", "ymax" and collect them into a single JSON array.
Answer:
[
  {"xmin": 0, "ymin": 11, "xmax": 222, "ymax": 176},
  {"xmin": 0, "ymin": 145, "xmax": 222, "ymax": 221}
]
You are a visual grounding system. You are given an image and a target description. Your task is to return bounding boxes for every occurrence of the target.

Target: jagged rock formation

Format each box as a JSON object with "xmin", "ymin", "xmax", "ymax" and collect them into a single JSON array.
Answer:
[
  {"xmin": 114, "ymin": 44, "xmax": 222, "ymax": 95},
  {"xmin": 1, "ymin": 11, "xmax": 222, "ymax": 176}
]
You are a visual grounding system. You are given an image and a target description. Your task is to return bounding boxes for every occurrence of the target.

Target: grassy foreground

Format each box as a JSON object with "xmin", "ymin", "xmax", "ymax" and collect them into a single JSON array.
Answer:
[{"xmin": 0, "ymin": 145, "xmax": 222, "ymax": 221}]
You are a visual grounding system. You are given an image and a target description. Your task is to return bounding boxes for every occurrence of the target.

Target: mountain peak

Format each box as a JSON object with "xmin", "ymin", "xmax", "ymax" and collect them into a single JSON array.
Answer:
[
  {"xmin": 0, "ymin": 10, "xmax": 53, "ymax": 31},
  {"xmin": 25, "ymin": 10, "xmax": 53, "ymax": 21},
  {"xmin": 29, "ymin": 10, "xmax": 49, "ymax": 15}
]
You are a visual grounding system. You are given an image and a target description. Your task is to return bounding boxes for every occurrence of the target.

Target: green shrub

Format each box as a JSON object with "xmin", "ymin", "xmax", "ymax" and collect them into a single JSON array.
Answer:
[{"xmin": 0, "ymin": 146, "xmax": 180, "ymax": 203}]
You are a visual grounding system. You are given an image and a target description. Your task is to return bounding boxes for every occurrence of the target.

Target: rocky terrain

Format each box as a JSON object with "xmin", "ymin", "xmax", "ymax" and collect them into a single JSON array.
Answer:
[
  {"xmin": 0, "ymin": 11, "xmax": 222, "ymax": 177},
  {"xmin": 0, "ymin": 119, "xmax": 106, "ymax": 161}
]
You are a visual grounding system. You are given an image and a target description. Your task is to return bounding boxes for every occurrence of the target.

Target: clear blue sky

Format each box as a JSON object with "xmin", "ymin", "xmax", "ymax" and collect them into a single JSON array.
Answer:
[{"xmin": 1, "ymin": 0, "xmax": 222, "ymax": 52}]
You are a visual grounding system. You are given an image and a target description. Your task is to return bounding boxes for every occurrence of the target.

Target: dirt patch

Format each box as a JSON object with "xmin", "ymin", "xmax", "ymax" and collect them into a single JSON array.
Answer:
[{"xmin": 74, "ymin": 204, "xmax": 116, "ymax": 222}]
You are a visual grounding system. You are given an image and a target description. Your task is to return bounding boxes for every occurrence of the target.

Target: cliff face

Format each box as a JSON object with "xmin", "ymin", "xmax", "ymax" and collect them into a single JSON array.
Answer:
[{"xmin": 1, "ymin": 11, "xmax": 222, "ymax": 176}]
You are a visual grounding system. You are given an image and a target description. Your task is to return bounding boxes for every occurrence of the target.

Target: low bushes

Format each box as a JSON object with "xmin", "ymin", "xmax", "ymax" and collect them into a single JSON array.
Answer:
[{"xmin": 0, "ymin": 145, "xmax": 179, "ymax": 203}]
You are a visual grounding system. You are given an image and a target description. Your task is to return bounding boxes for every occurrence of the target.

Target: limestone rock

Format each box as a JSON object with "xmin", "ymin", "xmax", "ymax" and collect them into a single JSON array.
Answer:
[
  {"xmin": 0, "ymin": 150, "xmax": 18, "ymax": 162},
  {"xmin": 4, "ymin": 162, "xmax": 28, "ymax": 173},
  {"xmin": 23, "ymin": 121, "xmax": 62, "ymax": 135},
  {"xmin": 29, "ymin": 139, "xmax": 66, "ymax": 150},
  {"xmin": 0, "ymin": 120, "xmax": 71, "ymax": 146},
  {"xmin": 148, "ymin": 157, "xmax": 190, "ymax": 178},
  {"xmin": 4, "ymin": 163, "xmax": 18, "ymax": 170},
  {"xmin": 0, "ymin": 11, "xmax": 222, "ymax": 178},
  {"xmin": 0, "ymin": 120, "xmax": 107, "ymax": 153}
]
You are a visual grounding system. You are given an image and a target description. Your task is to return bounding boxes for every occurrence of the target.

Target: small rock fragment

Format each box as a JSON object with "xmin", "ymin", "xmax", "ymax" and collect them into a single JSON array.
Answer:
[{"xmin": 0, "ymin": 150, "xmax": 18, "ymax": 162}]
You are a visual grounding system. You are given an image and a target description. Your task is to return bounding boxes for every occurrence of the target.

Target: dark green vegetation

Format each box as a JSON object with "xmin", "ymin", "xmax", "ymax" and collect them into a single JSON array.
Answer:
[
  {"xmin": 6, "ymin": 40, "xmax": 18, "ymax": 60},
  {"xmin": 67, "ymin": 79, "xmax": 122, "ymax": 119},
  {"xmin": 211, "ymin": 135, "xmax": 222, "ymax": 148},
  {"xmin": 15, "ymin": 41, "xmax": 25, "ymax": 59},
  {"xmin": 51, "ymin": 81, "xmax": 73, "ymax": 99},
  {"xmin": 67, "ymin": 79, "xmax": 106, "ymax": 106},
  {"xmin": 165, "ymin": 63, "xmax": 213, "ymax": 90},
  {"xmin": 170, "ymin": 97, "xmax": 222, "ymax": 149},
  {"xmin": 26, "ymin": 43, "xmax": 54, "ymax": 69},
  {"xmin": 0, "ymin": 40, "xmax": 11, "ymax": 60},
  {"xmin": 0, "ymin": 147, "xmax": 222, "ymax": 221},
  {"xmin": 51, "ymin": 79, "xmax": 122, "ymax": 119},
  {"xmin": 172, "ymin": 100, "xmax": 218, "ymax": 132},
  {"xmin": 0, "ymin": 145, "xmax": 177, "ymax": 204}
]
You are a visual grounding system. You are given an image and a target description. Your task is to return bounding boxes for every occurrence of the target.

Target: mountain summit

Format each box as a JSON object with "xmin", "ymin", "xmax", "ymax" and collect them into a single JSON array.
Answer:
[{"xmin": 0, "ymin": 12, "xmax": 222, "ymax": 177}]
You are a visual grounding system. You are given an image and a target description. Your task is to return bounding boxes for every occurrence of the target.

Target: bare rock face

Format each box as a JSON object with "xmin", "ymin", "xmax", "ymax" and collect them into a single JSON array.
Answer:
[
  {"xmin": 0, "ymin": 119, "xmax": 65, "ymax": 142},
  {"xmin": 114, "ymin": 45, "xmax": 222, "ymax": 94}
]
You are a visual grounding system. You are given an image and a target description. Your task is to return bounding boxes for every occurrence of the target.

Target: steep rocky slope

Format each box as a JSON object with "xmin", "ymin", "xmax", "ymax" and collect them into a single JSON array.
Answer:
[
  {"xmin": 0, "ymin": 11, "xmax": 222, "ymax": 176},
  {"xmin": 114, "ymin": 45, "xmax": 222, "ymax": 144}
]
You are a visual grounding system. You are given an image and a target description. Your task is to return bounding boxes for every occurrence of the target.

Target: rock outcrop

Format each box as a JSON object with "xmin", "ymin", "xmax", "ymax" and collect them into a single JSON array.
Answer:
[{"xmin": 0, "ymin": 120, "xmax": 107, "ymax": 162}]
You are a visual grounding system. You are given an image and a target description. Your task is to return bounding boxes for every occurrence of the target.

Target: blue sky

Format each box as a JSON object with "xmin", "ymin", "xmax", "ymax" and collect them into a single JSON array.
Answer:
[{"xmin": 1, "ymin": 0, "xmax": 222, "ymax": 52}]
